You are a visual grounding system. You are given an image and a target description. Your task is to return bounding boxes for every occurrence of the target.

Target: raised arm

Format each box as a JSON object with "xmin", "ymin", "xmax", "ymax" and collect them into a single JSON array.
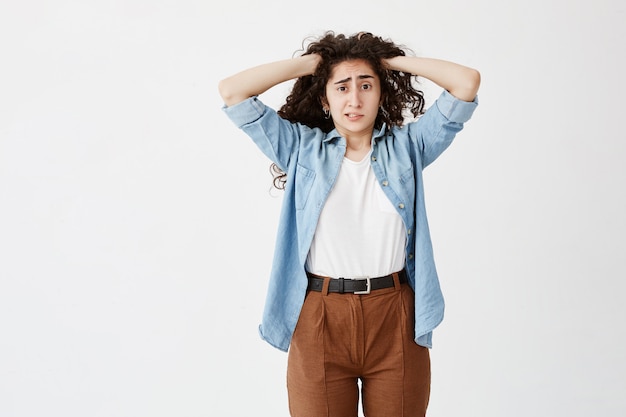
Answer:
[
  {"xmin": 218, "ymin": 54, "xmax": 321, "ymax": 107},
  {"xmin": 385, "ymin": 56, "xmax": 480, "ymax": 102}
]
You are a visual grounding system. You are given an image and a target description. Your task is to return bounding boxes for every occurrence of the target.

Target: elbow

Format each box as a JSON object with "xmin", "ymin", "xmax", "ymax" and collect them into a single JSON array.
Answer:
[
  {"xmin": 449, "ymin": 68, "xmax": 481, "ymax": 102},
  {"xmin": 462, "ymin": 68, "xmax": 481, "ymax": 101},
  {"xmin": 218, "ymin": 78, "xmax": 235, "ymax": 106},
  {"xmin": 218, "ymin": 78, "xmax": 250, "ymax": 107}
]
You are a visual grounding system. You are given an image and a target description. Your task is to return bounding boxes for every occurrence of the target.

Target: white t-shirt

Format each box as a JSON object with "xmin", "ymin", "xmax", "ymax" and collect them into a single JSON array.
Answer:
[{"xmin": 306, "ymin": 150, "xmax": 407, "ymax": 278}]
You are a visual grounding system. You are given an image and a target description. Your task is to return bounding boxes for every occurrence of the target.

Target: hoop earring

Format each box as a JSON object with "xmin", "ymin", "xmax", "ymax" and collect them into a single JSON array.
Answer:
[{"xmin": 323, "ymin": 108, "xmax": 330, "ymax": 119}]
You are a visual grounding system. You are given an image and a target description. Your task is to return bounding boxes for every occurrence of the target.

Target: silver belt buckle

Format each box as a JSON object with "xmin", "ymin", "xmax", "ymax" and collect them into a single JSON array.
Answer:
[{"xmin": 353, "ymin": 277, "xmax": 371, "ymax": 295}]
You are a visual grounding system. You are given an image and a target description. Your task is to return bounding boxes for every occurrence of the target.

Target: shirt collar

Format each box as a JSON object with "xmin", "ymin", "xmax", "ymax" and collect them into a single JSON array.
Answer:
[{"xmin": 322, "ymin": 124, "xmax": 388, "ymax": 143}]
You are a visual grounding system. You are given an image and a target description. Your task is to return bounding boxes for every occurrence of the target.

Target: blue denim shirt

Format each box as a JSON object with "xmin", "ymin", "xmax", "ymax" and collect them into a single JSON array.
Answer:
[{"xmin": 223, "ymin": 90, "xmax": 478, "ymax": 352}]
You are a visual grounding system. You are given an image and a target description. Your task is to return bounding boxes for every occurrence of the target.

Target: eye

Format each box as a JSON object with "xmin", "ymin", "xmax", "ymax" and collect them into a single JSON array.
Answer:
[
  {"xmin": 361, "ymin": 83, "xmax": 372, "ymax": 90},
  {"xmin": 337, "ymin": 86, "xmax": 347, "ymax": 92}
]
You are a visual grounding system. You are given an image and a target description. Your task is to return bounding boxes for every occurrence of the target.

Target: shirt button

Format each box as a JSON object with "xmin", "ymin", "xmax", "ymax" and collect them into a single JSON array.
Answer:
[
  {"xmin": 371, "ymin": 155, "xmax": 377, "ymax": 162},
  {"xmin": 407, "ymin": 229, "xmax": 412, "ymax": 235},
  {"xmin": 382, "ymin": 180, "xmax": 388, "ymax": 186},
  {"xmin": 408, "ymin": 254, "xmax": 414, "ymax": 260},
  {"xmin": 398, "ymin": 203, "xmax": 405, "ymax": 209}
]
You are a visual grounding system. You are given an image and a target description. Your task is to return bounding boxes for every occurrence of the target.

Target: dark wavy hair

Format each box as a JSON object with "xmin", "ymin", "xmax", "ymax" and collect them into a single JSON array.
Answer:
[{"xmin": 271, "ymin": 31, "xmax": 425, "ymax": 190}]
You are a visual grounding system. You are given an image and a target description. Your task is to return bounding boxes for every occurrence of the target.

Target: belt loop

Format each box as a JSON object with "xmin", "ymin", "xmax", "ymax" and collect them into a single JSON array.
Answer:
[
  {"xmin": 392, "ymin": 272, "xmax": 402, "ymax": 290},
  {"xmin": 321, "ymin": 277, "xmax": 331, "ymax": 296},
  {"xmin": 338, "ymin": 278, "xmax": 345, "ymax": 294}
]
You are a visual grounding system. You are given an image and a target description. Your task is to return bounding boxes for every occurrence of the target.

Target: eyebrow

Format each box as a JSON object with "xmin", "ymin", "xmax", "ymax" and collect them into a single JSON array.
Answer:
[{"xmin": 333, "ymin": 74, "xmax": 375, "ymax": 84}]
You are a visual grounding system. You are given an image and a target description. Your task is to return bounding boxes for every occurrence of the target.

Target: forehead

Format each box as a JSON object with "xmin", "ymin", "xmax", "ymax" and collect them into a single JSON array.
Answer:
[{"xmin": 329, "ymin": 59, "xmax": 377, "ymax": 80}]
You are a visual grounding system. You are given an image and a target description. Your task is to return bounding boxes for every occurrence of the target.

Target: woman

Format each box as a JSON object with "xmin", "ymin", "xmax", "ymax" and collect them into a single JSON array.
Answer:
[{"xmin": 219, "ymin": 31, "xmax": 480, "ymax": 417}]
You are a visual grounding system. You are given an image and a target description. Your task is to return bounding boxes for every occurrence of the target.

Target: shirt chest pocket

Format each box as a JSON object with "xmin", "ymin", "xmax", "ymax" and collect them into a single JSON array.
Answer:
[
  {"xmin": 295, "ymin": 164, "xmax": 316, "ymax": 210},
  {"xmin": 374, "ymin": 166, "xmax": 415, "ymax": 215},
  {"xmin": 398, "ymin": 166, "xmax": 416, "ymax": 204}
]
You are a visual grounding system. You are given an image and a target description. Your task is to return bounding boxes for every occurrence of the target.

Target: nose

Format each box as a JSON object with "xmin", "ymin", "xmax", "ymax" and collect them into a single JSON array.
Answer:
[{"xmin": 348, "ymin": 89, "xmax": 362, "ymax": 108}]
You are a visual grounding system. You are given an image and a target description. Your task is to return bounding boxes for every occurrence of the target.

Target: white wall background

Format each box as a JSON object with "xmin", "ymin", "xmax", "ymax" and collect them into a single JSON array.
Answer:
[{"xmin": 1, "ymin": 1, "xmax": 624, "ymax": 416}]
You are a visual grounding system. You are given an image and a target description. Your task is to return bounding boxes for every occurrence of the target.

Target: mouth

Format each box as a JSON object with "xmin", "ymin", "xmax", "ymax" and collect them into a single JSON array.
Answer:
[{"xmin": 346, "ymin": 113, "xmax": 363, "ymax": 121}]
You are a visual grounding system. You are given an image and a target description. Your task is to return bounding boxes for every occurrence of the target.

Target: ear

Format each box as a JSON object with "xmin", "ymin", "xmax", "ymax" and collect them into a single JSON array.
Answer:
[{"xmin": 321, "ymin": 97, "xmax": 329, "ymax": 109}]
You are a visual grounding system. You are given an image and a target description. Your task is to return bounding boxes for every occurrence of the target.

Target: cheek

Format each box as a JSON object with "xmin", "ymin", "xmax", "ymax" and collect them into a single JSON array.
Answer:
[{"xmin": 326, "ymin": 96, "xmax": 342, "ymax": 110}]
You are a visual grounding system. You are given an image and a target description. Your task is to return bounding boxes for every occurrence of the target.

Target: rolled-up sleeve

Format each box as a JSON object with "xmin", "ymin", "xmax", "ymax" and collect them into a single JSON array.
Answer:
[
  {"xmin": 222, "ymin": 96, "xmax": 267, "ymax": 127},
  {"xmin": 222, "ymin": 96, "xmax": 302, "ymax": 172},
  {"xmin": 411, "ymin": 90, "xmax": 479, "ymax": 168},
  {"xmin": 435, "ymin": 90, "xmax": 478, "ymax": 123}
]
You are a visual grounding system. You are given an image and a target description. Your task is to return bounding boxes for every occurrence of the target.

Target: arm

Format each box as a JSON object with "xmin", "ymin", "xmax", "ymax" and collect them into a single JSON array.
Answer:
[
  {"xmin": 218, "ymin": 54, "xmax": 321, "ymax": 107},
  {"xmin": 385, "ymin": 56, "xmax": 480, "ymax": 102}
]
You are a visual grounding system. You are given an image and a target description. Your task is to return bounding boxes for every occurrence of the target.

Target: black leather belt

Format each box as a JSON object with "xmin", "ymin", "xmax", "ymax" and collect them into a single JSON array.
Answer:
[{"xmin": 306, "ymin": 269, "xmax": 407, "ymax": 294}]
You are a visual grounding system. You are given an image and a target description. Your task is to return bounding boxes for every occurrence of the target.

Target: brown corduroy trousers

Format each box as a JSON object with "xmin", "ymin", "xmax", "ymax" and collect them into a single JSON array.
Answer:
[{"xmin": 287, "ymin": 273, "xmax": 431, "ymax": 417}]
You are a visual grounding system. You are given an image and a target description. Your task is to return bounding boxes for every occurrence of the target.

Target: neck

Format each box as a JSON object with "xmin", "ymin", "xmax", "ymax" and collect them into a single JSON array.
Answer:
[{"xmin": 344, "ymin": 137, "xmax": 371, "ymax": 161}]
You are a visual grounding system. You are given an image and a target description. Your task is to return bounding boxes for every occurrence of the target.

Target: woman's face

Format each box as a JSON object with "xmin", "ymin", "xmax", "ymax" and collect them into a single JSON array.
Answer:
[{"xmin": 324, "ymin": 59, "xmax": 382, "ymax": 140}]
